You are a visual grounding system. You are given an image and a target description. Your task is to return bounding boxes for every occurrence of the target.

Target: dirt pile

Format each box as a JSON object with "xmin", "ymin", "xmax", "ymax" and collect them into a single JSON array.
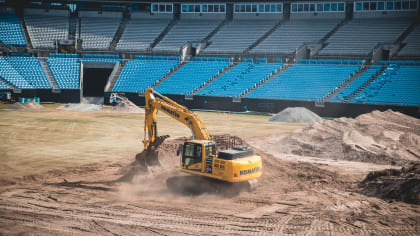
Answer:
[
  {"xmin": 6, "ymin": 101, "xmax": 44, "ymax": 110},
  {"xmin": 279, "ymin": 110, "xmax": 420, "ymax": 165},
  {"xmin": 359, "ymin": 164, "xmax": 420, "ymax": 204},
  {"xmin": 57, "ymin": 103, "xmax": 102, "ymax": 111},
  {"xmin": 110, "ymin": 100, "xmax": 144, "ymax": 113},
  {"xmin": 23, "ymin": 101, "xmax": 43, "ymax": 109},
  {"xmin": 269, "ymin": 107, "xmax": 322, "ymax": 123}
]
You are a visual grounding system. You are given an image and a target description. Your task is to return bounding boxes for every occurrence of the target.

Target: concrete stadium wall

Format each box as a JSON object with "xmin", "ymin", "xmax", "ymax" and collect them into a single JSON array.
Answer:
[
  {"xmin": 290, "ymin": 12, "xmax": 345, "ymax": 19},
  {"xmin": 233, "ymin": 13, "xmax": 283, "ymax": 20},
  {"xmin": 181, "ymin": 13, "xmax": 226, "ymax": 20},
  {"xmin": 79, "ymin": 11, "xmax": 122, "ymax": 18},
  {"xmin": 131, "ymin": 12, "xmax": 173, "ymax": 19},
  {"xmin": 24, "ymin": 8, "xmax": 70, "ymax": 16},
  {"xmin": 0, "ymin": 7, "xmax": 14, "ymax": 14},
  {"xmin": 122, "ymin": 93, "xmax": 420, "ymax": 119},
  {"xmin": 353, "ymin": 11, "xmax": 418, "ymax": 18}
]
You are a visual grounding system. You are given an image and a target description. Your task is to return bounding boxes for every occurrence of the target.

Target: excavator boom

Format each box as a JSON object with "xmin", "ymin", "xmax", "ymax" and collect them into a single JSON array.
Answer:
[{"xmin": 143, "ymin": 88, "xmax": 211, "ymax": 151}]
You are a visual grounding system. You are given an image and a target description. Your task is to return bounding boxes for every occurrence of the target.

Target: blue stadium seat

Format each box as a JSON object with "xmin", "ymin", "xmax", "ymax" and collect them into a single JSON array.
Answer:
[
  {"xmin": 83, "ymin": 54, "xmax": 119, "ymax": 59},
  {"xmin": 47, "ymin": 58, "xmax": 80, "ymax": 89},
  {"xmin": 197, "ymin": 62, "xmax": 282, "ymax": 97},
  {"xmin": 0, "ymin": 13, "xmax": 26, "ymax": 46},
  {"xmin": 156, "ymin": 61, "xmax": 230, "ymax": 95},
  {"xmin": 5, "ymin": 57, "xmax": 51, "ymax": 89},
  {"xmin": 0, "ymin": 80, "xmax": 10, "ymax": 89},
  {"xmin": 246, "ymin": 64, "xmax": 360, "ymax": 101},
  {"xmin": 329, "ymin": 66, "xmax": 382, "ymax": 102},
  {"xmin": 350, "ymin": 65, "xmax": 420, "ymax": 106},
  {"xmin": 0, "ymin": 57, "xmax": 33, "ymax": 89},
  {"xmin": 113, "ymin": 59, "xmax": 179, "ymax": 93}
]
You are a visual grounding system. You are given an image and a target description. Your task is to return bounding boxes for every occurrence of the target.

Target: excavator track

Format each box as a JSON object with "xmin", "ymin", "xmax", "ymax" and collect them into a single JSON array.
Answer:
[{"xmin": 166, "ymin": 175, "xmax": 258, "ymax": 196}]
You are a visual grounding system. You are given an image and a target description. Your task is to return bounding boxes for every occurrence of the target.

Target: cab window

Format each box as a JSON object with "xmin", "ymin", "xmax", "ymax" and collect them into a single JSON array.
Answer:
[
  {"xmin": 205, "ymin": 144, "xmax": 216, "ymax": 158},
  {"xmin": 183, "ymin": 143, "xmax": 202, "ymax": 166},
  {"xmin": 184, "ymin": 143, "xmax": 194, "ymax": 157}
]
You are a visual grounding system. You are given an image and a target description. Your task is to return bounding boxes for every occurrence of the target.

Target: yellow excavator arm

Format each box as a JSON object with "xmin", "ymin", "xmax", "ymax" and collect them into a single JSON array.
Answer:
[{"xmin": 143, "ymin": 88, "xmax": 211, "ymax": 151}]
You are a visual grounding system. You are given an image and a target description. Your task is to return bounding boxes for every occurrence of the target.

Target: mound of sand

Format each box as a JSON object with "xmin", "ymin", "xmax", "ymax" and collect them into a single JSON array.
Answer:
[
  {"xmin": 359, "ymin": 164, "xmax": 420, "ymax": 204},
  {"xmin": 57, "ymin": 103, "xmax": 102, "ymax": 111},
  {"xmin": 7, "ymin": 101, "xmax": 44, "ymax": 110},
  {"xmin": 23, "ymin": 101, "xmax": 43, "ymax": 109},
  {"xmin": 269, "ymin": 107, "xmax": 321, "ymax": 123},
  {"xmin": 111, "ymin": 100, "xmax": 144, "ymax": 113},
  {"xmin": 279, "ymin": 110, "xmax": 420, "ymax": 165}
]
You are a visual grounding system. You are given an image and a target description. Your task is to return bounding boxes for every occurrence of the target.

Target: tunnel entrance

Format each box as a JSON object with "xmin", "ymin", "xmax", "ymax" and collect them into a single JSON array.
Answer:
[{"xmin": 82, "ymin": 68, "xmax": 112, "ymax": 97}]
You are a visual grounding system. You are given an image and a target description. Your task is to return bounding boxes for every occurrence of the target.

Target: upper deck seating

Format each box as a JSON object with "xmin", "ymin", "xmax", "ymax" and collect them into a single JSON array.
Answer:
[{"xmin": 204, "ymin": 20, "xmax": 277, "ymax": 54}]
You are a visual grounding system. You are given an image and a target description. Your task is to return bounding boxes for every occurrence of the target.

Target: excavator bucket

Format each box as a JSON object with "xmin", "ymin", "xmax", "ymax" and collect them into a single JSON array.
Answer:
[
  {"xmin": 136, "ymin": 149, "xmax": 161, "ymax": 167},
  {"xmin": 136, "ymin": 135, "xmax": 170, "ymax": 169}
]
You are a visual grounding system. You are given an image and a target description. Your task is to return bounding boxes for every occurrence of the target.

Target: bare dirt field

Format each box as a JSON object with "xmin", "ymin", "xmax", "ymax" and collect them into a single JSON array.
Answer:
[{"xmin": 0, "ymin": 104, "xmax": 419, "ymax": 235}]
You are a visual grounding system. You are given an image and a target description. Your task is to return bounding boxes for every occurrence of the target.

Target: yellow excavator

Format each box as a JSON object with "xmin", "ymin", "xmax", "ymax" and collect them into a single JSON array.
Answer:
[{"xmin": 140, "ymin": 88, "xmax": 262, "ymax": 191}]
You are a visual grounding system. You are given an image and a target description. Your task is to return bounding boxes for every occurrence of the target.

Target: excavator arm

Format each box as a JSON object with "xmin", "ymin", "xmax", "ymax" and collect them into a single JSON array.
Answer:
[{"xmin": 143, "ymin": 88, "xmax": 211, "ymax": 151}]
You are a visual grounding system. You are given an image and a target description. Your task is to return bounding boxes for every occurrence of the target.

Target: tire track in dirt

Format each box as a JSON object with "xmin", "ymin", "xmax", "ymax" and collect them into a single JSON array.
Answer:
[{"xmin": 1, "ymin": 131, "xmax": 420, "ymax": 235}]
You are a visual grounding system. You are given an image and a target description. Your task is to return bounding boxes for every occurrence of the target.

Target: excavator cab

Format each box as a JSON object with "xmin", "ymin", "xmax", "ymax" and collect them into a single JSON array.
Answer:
[
  {"xmin": 179, "ymin": 140, "xmax": 261, "ymax": 187},
  {"xmin": 181, "ymin": 141, "xmax": 216, "ymax": 173}
]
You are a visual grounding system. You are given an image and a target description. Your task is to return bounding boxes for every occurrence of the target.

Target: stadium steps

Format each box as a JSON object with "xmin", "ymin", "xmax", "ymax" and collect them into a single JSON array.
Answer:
[
  {"xmin": 151, "ymin": 61, "xmax": 186, "ymax": 89},
  {"xmin": 313, "ymin": 18, "xmax": 348, "ymax": 56},
  {"xmin": 0, "ymin": 77, "xmax": 20, "ymax": 93},
  {"xmin": 192, "ymin": 61, "xmax": 238, "ymax": 95},
  {"xmin": 391, "ymin": 19, "xmax": 419, "ymax": 57},
  {"xmin": 394, "ymin": 19, "xmax": 419, "ymax": 45},
  {"xmin": 345, "ymin": 65, "xmax": 387, "ymax": 103},
  {"xmin": 243, "ymin": 20, "xmax": 285, "ymax": 54},
  {"xmin": 105, "ymin": 61, "xmax": 124, "ymax": 92},
  {"xmin": 39, "ymin": 58, "xmax": 60, "ymax": 92},
  {"xmin": 150, "ymin": 19, "xmax": 178, "ymax": 49},
  {"xmin": 323, "ymin": 65, "xmax": 369, "ymax": 102},
  {"xmin": 68, "ymin": 12, "xmax": 78, "ymax": 40},
  {"xmin": 109, "ymin": 13, "xmax": 130, "ymax": 51},
  {"xmin": 17, "ymin": 14, "xmax": 32, "ymax": 49},
  {"xmin": 203, "ymin": 20, "xmax": 227, "ymax": 43},
  {"xmin": 240, "ymin": 64, "xmax": 291, "ymax": 98}
]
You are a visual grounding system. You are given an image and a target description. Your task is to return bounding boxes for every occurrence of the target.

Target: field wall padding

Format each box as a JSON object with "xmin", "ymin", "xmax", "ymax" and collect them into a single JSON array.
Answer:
[
  {"xmin": 122, "ymin": 93, "xmax": 420, "ymax": 119},
  {"xmin": 11, "ymin": 90, "xmax": 81, "ymax": 103},
  {"xmin": 5, "ymin": 89, "xmax": 419, "ymax": 118}
]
